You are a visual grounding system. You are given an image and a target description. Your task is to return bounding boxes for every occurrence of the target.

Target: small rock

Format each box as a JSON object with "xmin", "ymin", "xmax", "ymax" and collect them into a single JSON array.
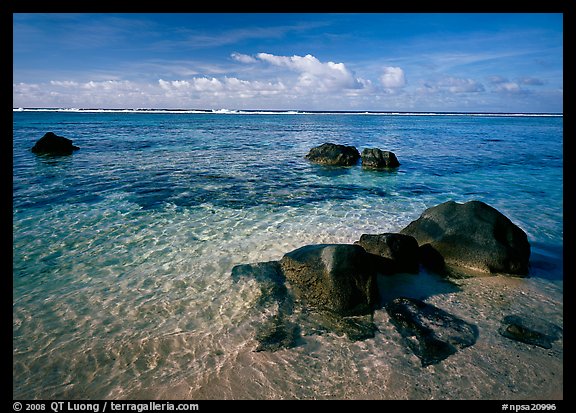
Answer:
[
  {"xmin": 31, "ymin": 132, "xmax": 80, "ymax": 155},
  {"xmin": 499, "ymin": 315, "xmax": 562, "ymax": 349},
  {"xmin": 361, "ymin": 148, "xmax": 400, "ymax": 169}
]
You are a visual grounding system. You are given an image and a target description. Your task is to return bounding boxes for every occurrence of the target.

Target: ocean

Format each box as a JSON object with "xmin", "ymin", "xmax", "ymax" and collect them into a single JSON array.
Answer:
[{"xmin": 12, "ymin": 109, "xmax": 563, "ymax": 400}]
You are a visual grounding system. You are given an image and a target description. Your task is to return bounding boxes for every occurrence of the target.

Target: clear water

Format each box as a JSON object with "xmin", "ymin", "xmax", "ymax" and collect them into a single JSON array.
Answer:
[{"xmin": 13, "ymin": 111, "xmax": 563, "ymax": 399}]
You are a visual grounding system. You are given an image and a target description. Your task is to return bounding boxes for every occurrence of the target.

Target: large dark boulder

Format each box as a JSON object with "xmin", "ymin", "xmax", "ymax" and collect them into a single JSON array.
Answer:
[
  {"xmin": 279, "ymin": 244, "xmax": 378, "ymax": 316},
  {"xmin": 355, "ymin": 233, "xmax": 419, "ymax": 274},
  {"xmin": 31, "ymin": 132, "xmax": 80, "ymax": 155},
  {"xmin": 400, "ymin": 200, "xmax": 531, "ymax": 276},
  {"xmin": 386, "ymin": 297, "xmax": 478, "ymax": 367},
  {"xmin": 361, "ymin": 148, "xmax": 400, "ymax": 169},
  {"xmin": 305, "ymin": 143, "xmax": 360, "ymax": 166}
]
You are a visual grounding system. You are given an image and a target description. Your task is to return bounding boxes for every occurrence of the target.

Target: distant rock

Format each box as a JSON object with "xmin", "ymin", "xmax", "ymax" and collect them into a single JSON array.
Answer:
[
  {"xmin": 305, "ymin": 143, "xmax": 360, "ymax": 166},
  {"xmin": 400, "ymin": 200, "xmax": 531, "ymax": 276},
  {"xmin": 355, "ymin": 233, "xmax": 419, "ymax": 274},
  {"xmin": 361, "ymin": 148, "xmax": 400, "ymax": 169},
  {"xmin": 386, "ymin": 297, "xmax": 478, "ymax": 367},
  {"xmin": 31, "ymin": 132, "xmax": 80, "ymax": 155},
  {"xmin": 279, "ymin": 244, "xmax": 378, "ymax": 316}
]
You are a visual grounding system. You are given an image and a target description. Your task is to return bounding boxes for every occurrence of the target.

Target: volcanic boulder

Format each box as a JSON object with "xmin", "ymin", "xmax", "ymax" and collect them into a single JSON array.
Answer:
[
  {"xmin": 361, "ymin": 148, "xmax": 400, "ymax": 169},
  {"xmin": 305, "ymin": 143, "xmax": 360, "ymax": 166},
  {"xmin": 355, "ymin": 233, "xmax": 419, "ymax": 274},
  {"xmin": 279, "ymin": 244, "xmax": 378, "ymax": 316},
  {"xmin": 400, "ymin": 200, "xmax": 530, "ymax": 276}
]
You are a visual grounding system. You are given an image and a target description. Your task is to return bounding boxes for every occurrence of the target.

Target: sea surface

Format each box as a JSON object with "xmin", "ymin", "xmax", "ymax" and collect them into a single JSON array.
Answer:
[{"xmin": 12, "ymin": 110, "xmax": 563, "ymax": 400}]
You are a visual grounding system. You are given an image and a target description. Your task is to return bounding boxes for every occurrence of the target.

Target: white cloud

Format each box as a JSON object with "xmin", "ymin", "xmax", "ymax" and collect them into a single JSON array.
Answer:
[
  {"xmin": 248, "ymin": 52, "xmax": 364, "ymax": 91},
  {"xmin": 231, "ymin": 52, "xmax": 257, "ymax": 64},
  {"xmin": 436, "ymin": 77, "xmax": 485, "ymax": 93},
  {"xmin": 82, "ymin": 80, "xmax": 136, "ymax": 91},
  {"xmin": 158, "ymin": 77, "xmax": 286, "ymax": 99},
  {"xmin": 49, "ymin": 80, "xmax": 80, "ymax": 87},
  {"xmin": 380, "ymin": 67, "xmax": 406, "ymax": 88},
  {"xmin": 495, "ymin": 82, "xmax": 524, "ymax": 93}
]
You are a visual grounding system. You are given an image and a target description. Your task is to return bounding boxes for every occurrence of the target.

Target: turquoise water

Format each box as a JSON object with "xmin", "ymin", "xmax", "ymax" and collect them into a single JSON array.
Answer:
[{"xmin": 13, "ymin": 111, "xmax": 563, "ymax": 399}]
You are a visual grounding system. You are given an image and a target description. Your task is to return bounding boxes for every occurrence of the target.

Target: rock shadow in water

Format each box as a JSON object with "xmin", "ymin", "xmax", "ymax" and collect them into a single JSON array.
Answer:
[{"xmin": 385, "ymin": 297, "xmax": 479, "ymax": 367}]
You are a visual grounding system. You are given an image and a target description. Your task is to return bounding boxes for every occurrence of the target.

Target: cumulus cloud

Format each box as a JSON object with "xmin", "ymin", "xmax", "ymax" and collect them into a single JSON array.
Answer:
[
  {"xmin": 231, "ymin": 52, "xmax": 258, "ymax": 64},
  {"xmin": 49, "ymin": 80, "xmax": 80, "ymax": 87},
  {"xmin": 236, "ymin": 52, "xmax": 365, "ymax": 91},
  {"xmin": 380, "ymin": 67, "xmax": 406, "ymax": 88},
  {"xmin": 158, "ymin": 77, "xmax": 285, "ymax": 98}
]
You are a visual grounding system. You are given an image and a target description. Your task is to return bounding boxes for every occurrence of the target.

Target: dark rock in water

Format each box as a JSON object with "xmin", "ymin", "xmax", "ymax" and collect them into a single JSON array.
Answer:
[
  {"xmin": 361, "ymin": 148, "xmax": 400, "ymax": 169},
  {"xmin": 386, "ymin": 297, "xmax": 478, "ymax": 367},
  {"xmin": 231, "ymin": 254, "xmax": 380, "ymax": 350},
  {"xmin": 279, "ymin": 244, "xmax": 378, "ymax": 316},
  {"xmin": 355, "ymin": 233, "xmax": 419, "ymax": 274},
  {"xmin": 231, "ymin": 261, "xmax": 298, "ymax": 351},
  {"xmin": 31, "ymin": 132, "xmax": 80, "ymax": 155},
  {"xmin": 499, "ymin": 315, "xmax": 562, "ymax": 349},
  {"xmin": 231, "ymin": 261, "xmax": 287, "ymax": 307},
  {"xmin": 400, "ymin": 200, "xmax": 531, "ymax": 276},
  {"xmin": 255, "ymin": 314, "xmax": 300, "ymax": 352},
  {"xmin": 305, "ymin": 143, "xmax": 360, "ymax": 166}
]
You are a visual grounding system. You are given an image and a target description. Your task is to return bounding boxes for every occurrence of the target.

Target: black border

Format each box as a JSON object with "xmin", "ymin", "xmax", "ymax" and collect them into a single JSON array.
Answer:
[{"xmin": 7, "ymin": 1, "xmax": 572, "ymax": 405}]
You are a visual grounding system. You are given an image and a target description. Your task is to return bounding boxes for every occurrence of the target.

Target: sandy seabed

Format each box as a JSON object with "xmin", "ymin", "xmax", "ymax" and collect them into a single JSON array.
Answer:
[{"xmin": 124, "ymin": 273, "xmax": 563, "ymax": 400}]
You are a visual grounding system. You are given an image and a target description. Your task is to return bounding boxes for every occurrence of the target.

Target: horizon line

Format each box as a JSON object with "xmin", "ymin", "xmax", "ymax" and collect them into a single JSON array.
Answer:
[{"xmin": 12, "ymin": 107, "xmax": 563, "ymax": 116}]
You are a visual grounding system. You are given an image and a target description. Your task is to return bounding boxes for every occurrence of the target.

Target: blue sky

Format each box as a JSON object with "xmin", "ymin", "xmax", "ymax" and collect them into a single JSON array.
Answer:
[{"xmin": 13, "ymin": 13, "xmax": 563, "ymax": 112}]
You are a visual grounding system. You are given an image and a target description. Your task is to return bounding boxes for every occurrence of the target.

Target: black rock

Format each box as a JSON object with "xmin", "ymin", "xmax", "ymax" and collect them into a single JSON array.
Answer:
[
  {"xmin": 499, "ymin": 315, "xmax": 562, "ymax": 349},
  {"xmin": 31, "ymin": 132, "xmax": 80, "ymax": 155},
  {"xmin": 361, "ymin": 148, "xmax": 400, "ymax": 169},
  {"xmin": 305, "ymin": 143, "xmax": 360, "ymax": 166},
  {"xmin": 400, "ymin": 200, "xmax": 531, "ymax": 276},
  {"xmin": 386, "ymin": 297, "xmax": 478, "ymax": 367},
  {"xmin": 418, "ymin": 243, "xmax": 447, "ymax": 275},
  {"xmin": 279, "ymin": 244, "xmax": 378, "ymax": 316},
  {"xmin": 355, "ymin": 233, "xmax": 419, "ymax": 274}
]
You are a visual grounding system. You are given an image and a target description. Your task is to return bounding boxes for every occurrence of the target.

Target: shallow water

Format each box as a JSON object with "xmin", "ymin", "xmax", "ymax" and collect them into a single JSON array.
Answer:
[{"xmin": 13, "ymin": 111, "xmax": 563, "ymax": 399}]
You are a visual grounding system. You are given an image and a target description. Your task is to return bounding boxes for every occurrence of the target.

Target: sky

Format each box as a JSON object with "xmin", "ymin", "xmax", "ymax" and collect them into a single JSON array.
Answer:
[{"xmin": 12, "ymin": 13, "xmax": 563, "ymax": 112}]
